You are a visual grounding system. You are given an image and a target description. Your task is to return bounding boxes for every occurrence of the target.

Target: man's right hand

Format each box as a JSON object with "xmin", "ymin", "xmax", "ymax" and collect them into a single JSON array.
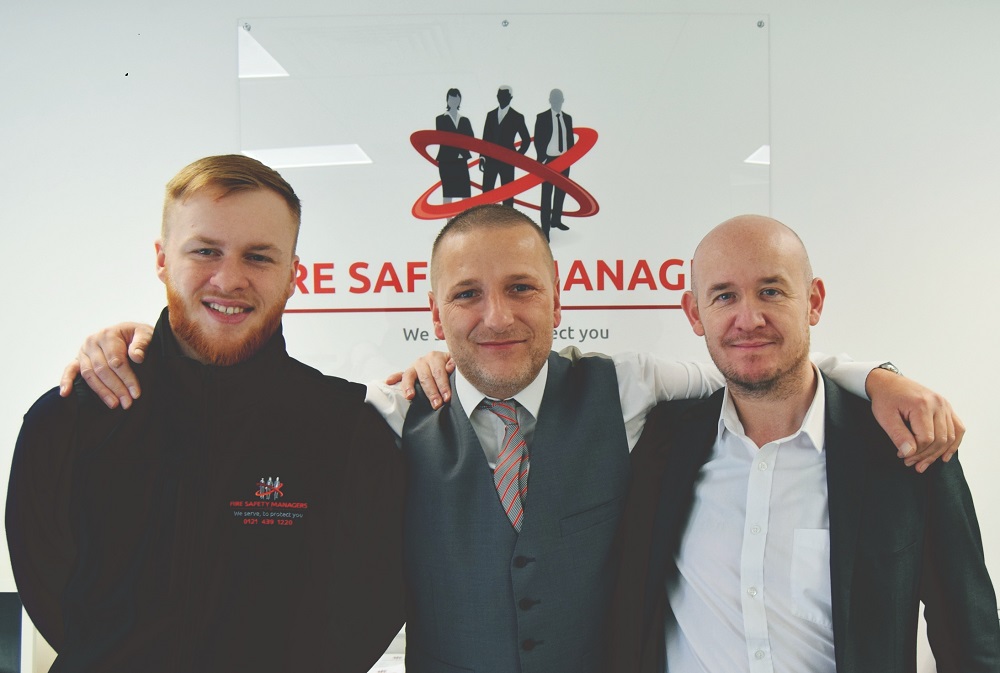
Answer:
[{"xmin": 59, "ymin": 322, "xmax": 154, "ymax": 409}]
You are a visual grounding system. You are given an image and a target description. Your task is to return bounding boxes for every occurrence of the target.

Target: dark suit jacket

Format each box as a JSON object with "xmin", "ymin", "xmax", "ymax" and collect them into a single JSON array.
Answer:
[
  {"xmin": 610, "ymin": 378, "xmax": 1000, "ymax": 673},
  {"xmin": 482, "ymin": 106, "xmax": 530, "ymax": 156},
  {"xmin": 534, "ymin": 109, "xmax": 575, "ymax": 162}
]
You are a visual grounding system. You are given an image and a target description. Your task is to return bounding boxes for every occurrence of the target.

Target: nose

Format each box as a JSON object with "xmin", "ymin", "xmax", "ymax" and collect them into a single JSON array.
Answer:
[
  {"xmin": 210, "ymin": 257, "xmax": 249, "ymax": 294},
  {"xmin": 482, "ymin": 291, "xmax": 515, "ymax": 331},
  {"xmin": 733, "ymin": 298, "xmax": 766, "ymax": 331}
]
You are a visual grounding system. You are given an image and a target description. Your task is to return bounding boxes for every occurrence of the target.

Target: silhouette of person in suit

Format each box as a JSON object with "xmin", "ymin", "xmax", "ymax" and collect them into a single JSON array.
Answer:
[
  {"xmin": 480, "ymin": 85, "xmax": 530, "ymax": 206},
  {"xmin": 434, "ymin": 88, "xmax": 474, "ymax": 204},
  {"xmin": 534, "ymin": 89, "xmax": 574, "ymax": 240}
]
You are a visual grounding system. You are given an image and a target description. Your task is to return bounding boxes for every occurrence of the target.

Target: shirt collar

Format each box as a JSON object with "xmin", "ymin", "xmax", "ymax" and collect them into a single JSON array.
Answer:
[
  {"xmin": 717, "ymin": 365, "xmax": 826, "ymax": 454},
  {"xmin": 456, "ymin": 359, "xmax": 549, "ymax": 421}
]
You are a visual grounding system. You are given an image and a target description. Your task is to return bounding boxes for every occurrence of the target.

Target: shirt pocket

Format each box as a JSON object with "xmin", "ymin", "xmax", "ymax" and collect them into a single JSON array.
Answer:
[{"xmin": 791, "ymin": 528, "xmax": 833, "ymax": 627}]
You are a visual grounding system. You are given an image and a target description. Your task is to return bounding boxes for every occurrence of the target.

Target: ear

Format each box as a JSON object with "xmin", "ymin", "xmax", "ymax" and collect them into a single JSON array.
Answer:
[
  {"xmin": 808, "ymin": 277, "xmax": 826, "ymax": 326},
  {"xmin": 681, "ymin": 291, "xmax": 705, "ymax": 336},
  {"xmin": 154, "ymin": 240, "xmax": 167, "ymax": 285},
  {"xmin": 552, "ymin": 275, "xmax": 562, "ymax": 328},
  {"xmin": 286, "ymin": 256, "xmax": 300, "ymax": 300},
  {"xmin": 429, "ymin": 291, "xmax": 445, "ymax": 340}
]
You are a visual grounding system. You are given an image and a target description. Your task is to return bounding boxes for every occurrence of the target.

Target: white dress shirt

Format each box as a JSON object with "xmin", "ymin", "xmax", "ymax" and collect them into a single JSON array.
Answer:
[{"xmin": 665, "ymin": 368, "xmax": 836, "ymax": 673}]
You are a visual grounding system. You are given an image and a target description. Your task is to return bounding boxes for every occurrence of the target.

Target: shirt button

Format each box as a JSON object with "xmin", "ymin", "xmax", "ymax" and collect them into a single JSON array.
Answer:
[
  {"xmin": 755, "ymin": 650, "xmax": 766, "ymax": 660},
  {"xmin": 522, "ymin": 639, "xmax": 541, "ymax": 651},
  {"xmin": 518, "ymin": 597, "xmax": 538, "ymax": 610},
  {"xmin": 750, "ymin": 525, "xmax": 761, "ymax": 534},
  {"xmin": 758, "ymin": 461, "xmax": 768, "ymax": 471},
  {"xmin": 747, "ymin": 587, "xmax": 758, "ymax": 597}
]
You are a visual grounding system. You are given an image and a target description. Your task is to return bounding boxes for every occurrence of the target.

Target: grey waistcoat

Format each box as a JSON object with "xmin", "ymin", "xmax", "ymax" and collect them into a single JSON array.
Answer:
[{"xmin": 402, "ymin": 351, "xmax": 630, "ymax": 673}]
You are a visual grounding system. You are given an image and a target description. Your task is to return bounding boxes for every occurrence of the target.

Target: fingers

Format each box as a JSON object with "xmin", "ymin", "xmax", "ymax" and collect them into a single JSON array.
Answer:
[
  {"xmin": 400, "ymin": 368, "xmax": 418, "ymax": 400},
  {"xmin": 895, "ymin": 394, "xmax": 957, "ymax": 472},
  {"xmin": 430, "ymin": 358, "xmax": 454, "ymax": 405},
  {"xmin": 74, "ymin": 326, "xmax": 147, "ymax": 409},
  {"xmin": 943, "ymin": 413, "xmax": 966, "ymax": 463},
  {"xmin": 128, "ymin": 324, "xmax": 153, "ymax": 364},
  {"xmin": 909, "ymin": 399, "xmax": 963, "ymax": 474},
  {"xmin": 407, "ymin": 352, "xmax": 454, "ymax": 409},
  {"xmin": 76, "ymin": 348, "xmax": 124, "ymax": 409},
  {"xmin": 59, "ymin": 360, "xmax": 82, "ymax": 397},
  {"xmin": 867, "ymin": 369, "xmax": 965, "ymax": 473},
  {"xmin": 414, "ymin": 359, "xmax": 445, "ymax": 409},
  {"xmin": 384, "ymin": 372, "xmax": 403, "ymax": 386}
]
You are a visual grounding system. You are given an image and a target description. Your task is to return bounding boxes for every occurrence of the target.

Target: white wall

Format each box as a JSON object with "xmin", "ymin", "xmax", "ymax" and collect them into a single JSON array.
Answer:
[{"xmin": 3, "ymin": 0, "xmax": 998, "ymax": 667}]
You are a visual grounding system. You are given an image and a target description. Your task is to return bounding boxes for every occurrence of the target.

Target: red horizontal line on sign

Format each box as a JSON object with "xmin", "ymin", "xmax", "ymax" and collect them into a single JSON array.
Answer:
[{"xmin": 284, "ymin": 305, "xmax": 682, "ymax": 314}]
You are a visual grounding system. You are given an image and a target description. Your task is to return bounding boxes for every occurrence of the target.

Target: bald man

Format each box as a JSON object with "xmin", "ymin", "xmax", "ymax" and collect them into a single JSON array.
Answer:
[{"xmin": 609, "ymin": 216, "xmax": 1000, "ymax": 673}]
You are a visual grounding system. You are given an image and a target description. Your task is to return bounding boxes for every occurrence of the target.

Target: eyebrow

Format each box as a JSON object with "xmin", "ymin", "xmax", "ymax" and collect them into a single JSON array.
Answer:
[
  {"xmin": 706, "ymin": 276, "xmax": 790, "ymax": 294},
  {"xmin": 189, "ymin": 236, "xmax": 280, "ymax": 253},
  {"xmin": 706, "ymin": 281, "xmax": 734, "ymax": 295},
  {"xmin": 448, "ymin": 272, "xmax": 542, "ymax": 287}
]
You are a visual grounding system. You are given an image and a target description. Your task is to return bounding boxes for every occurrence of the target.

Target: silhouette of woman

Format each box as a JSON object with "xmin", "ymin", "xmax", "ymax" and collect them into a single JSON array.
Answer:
[{"xmin": 434, "ymin": 88, "xmax": 475, "ymax": 203}]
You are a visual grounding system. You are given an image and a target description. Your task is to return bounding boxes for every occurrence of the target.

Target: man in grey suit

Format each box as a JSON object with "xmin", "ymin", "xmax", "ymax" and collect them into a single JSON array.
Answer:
[
  {"xmin": 480, "ymin": 85, "xmax": 531, "ymax": 206},
  {"xmin": 534, "ymin": 88, "xmax": 575, "ymax": 240},
  {"xmin": 609, "ymin": 215, "xmax": 1000, "ymax": 672}
]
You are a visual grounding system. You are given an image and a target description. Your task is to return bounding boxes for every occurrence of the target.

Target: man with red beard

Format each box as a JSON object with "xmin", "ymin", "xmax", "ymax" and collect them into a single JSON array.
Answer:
[{"xmin": 6, "ymin": 155, "xmax": 405, "ymax": 672}]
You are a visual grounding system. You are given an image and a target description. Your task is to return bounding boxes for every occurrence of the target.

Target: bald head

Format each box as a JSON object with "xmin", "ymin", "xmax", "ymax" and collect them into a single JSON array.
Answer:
[{"xmin": 691, "ymin": 215, "xmax": 813, "ymax": 296}]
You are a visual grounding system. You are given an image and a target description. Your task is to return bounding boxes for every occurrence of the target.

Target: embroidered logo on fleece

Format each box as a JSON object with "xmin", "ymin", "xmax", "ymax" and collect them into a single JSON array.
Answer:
[
  {"xmin": 257, "ymin": 476, "xmax": 283, "ymax": 500},
  {"xmin": 229, "ymin": 477, "xmax": 308, "ymax": 527}
]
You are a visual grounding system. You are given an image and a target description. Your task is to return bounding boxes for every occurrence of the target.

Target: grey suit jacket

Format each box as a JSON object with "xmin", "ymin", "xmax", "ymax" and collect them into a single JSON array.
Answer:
[{"xmin": 610, "ymin": 376, "xmax": 1000, "ymax": 673}]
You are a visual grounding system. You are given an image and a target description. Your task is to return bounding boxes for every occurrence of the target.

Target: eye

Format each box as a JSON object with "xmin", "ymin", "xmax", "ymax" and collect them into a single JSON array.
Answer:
[
  {"xmin": 511, "ymin": 284, "xmax": 535, "ymax": 293},
  {"xmin": 192, "ymin": 248, "xmax": 218, "ymax": 257},
  {"xmin": 246, "ymin": 253, "xmax": 274, "ymax": 264},
  {"xmin": 714, "ymin": 292, "xmax": 735, "ymax": 303},
  {"xmin": 761, "ymin": 288, "xmax": 782, "ymax": 298},
  {"xmin": 453, "ymin": 289, "xmax": 478, "ymax": 300}
]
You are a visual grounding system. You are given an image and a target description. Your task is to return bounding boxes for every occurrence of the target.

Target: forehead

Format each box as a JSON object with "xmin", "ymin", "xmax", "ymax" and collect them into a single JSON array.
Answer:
[
  {"xmin": 434, "ymin": 226, "xmax": 553, "ymax": 286},
  {"xmin": 167, "ymin": 188, "xmax": 297, "ymax": 250},
  {"xmin": 694, "ymin": 231, "xmax": 805, "ymax": 291}
]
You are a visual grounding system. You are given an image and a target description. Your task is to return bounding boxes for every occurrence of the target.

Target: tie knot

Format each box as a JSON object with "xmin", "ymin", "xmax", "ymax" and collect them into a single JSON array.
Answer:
[{"xmin": 479, "ymin": 398, "xmax": 518, "ymax": 427}]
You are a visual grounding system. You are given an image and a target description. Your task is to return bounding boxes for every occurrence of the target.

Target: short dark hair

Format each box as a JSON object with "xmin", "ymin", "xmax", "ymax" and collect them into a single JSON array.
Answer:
[{"xmin": 430, "ymin": 204, "xmax": 553, "ymax": 286}]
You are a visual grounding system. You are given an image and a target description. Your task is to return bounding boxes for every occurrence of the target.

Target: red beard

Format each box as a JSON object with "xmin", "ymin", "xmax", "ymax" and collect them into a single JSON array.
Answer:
[{"xmin": 165, "ymin": 282, "xmax": 285, "ymax": 366}]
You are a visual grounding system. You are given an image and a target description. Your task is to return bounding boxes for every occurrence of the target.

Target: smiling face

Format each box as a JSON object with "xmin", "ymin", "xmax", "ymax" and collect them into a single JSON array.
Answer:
[
  {"xmin": 156, "ymin": 186, "xmax": 299, "ymax": 365},
  {"xmin": 430, "ymin": 222, "xmax": 560, "ymax": 400},
  {"xmin": 682, "ymin": 216, "xmax": 825, "ymax": 398}
]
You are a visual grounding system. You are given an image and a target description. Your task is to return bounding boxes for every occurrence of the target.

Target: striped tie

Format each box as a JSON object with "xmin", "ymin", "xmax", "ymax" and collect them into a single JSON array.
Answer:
[{"xmin": 479, "ymin": 399, "xmax": 530, "ymax": 532}]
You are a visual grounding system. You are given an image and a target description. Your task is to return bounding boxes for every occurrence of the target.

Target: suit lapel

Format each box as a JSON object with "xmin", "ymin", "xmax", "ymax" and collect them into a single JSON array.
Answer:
[
  {"xmin": 823, "ymin": 376, "xmax": 870, "ymax": 663},
  {"xmin": 643, "ymin": 392, "xmax": 724, "ymax": 631}
]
